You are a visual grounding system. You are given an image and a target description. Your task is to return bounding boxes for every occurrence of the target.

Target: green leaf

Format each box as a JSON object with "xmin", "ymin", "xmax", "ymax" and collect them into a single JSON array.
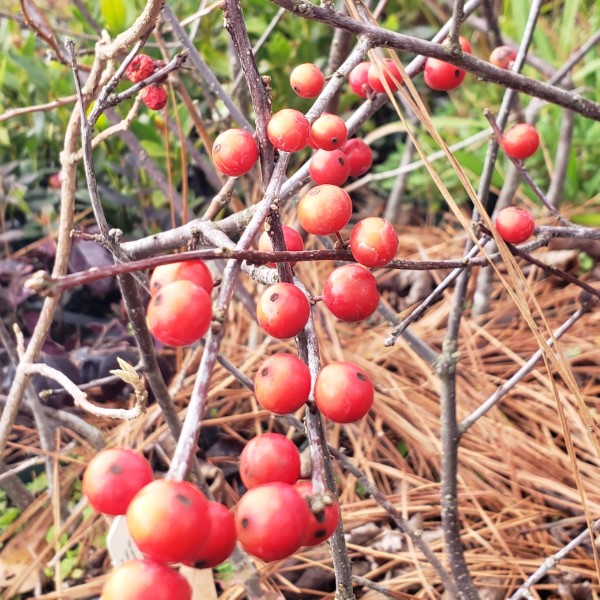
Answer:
[
  {"xmin": 571, "ymin": 213, "xmax": 600, "ymax": 226},
  {"xmin": 0, "ymin": 507, "xmax": 20, "ymax": 532},
  {"xmin": 578, "ymin": 252, "xmax": 594, "ymax": 273},
  {"xmin": 60, "ymin": 554, "xmax": 79, "ymax": 579},
  {"xmin": 101, "ymin": 0, "xmax": 127, "ymax": 34}
]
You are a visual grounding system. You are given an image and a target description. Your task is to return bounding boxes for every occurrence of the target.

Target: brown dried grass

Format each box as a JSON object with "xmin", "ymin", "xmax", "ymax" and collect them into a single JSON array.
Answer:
[{"xmin": 2, "ymin": 224, "xmax": 600, "ymax": 599}]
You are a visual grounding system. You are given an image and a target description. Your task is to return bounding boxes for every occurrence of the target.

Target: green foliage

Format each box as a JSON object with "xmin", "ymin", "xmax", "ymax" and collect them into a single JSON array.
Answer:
[{"xmin": 0, "ymin": 489, "xmax": 20, "ymax": 534}]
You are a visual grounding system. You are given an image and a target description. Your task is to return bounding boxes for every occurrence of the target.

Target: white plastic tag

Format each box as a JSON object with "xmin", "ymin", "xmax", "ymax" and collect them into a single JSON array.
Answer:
[{"xmin": 106, "ymin": 516, "xmax": 142, "ymax": 566}]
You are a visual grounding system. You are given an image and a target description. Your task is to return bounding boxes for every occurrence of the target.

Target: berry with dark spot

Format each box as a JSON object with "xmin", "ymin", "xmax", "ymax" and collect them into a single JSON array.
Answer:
[
  {"xmin": 235, "ymin": 482, "xmax": 311, "ymax": 561},
  {"xmin": 315, "ymin": 361, "xmax": 374, "ymax": 423},
  {"xmin": 82, "ymin": 448, "xmax": 153, "ymax": 516},
  {"xmin": 126, "ymin": 479, "xmax": 211, "ymax": 564},
  {"xmin": 125, "ymin": 54, "xmax": 156, "ymax": 83}
]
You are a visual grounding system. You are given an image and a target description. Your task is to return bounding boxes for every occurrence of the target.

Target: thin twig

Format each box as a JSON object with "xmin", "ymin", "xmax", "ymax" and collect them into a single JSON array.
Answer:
[
  {"xmin": 470, "ymin": 0, "xmax": 542, "ymax": 318},
  {"xmin": 22, "ymin": 363, "xmax": 145, "ymax": 420},
  {"xmin": 448, "ymin": 0, "xmax": 466, "ymax": 52},
  {"xmin": 509, "ymin": 519, "xmax": 600, "ymax": 599},
  {"xmin": 459, "ymin": 305, "xmax": 588, "ymax": 435},
  {"xmin": 437, "ymin": 274, "xmax": 479, "ymax": 600},
  {"xmin": 223, "ymin": 0, "xmax": 274, "ymax": 184},
  {"xmin": 162, "ymin": 3, "xmax": 253, "ymax": 131},
  {"xmin": 384, "ymin": 237, "xmax": 490, "ymax": 346},
  {"xmin": 546, "ymin": 107, "xmax": 574, "ymax": 210},
  {"xmin": 329, "ymin": 446, "xmax": 458, "ymax": 597},
  {"xmin": 484, "ymin": 109, "xmax": 573, "ymax": 226},
  {"xmin": 166, "ymin": 156, "xmax": 291, "ymax": 481}
]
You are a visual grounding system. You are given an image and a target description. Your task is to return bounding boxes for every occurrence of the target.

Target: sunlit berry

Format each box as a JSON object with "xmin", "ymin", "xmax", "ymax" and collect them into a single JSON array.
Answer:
[
  {"xmin": 290, "ymin": 63, "xmax": 325, "ymax": 98},
  {"xmin": 494, "ymin": 206, "xmax": 535, "ymax": 244},
  {"xmin": 350, "ymin": 217, "xmax": 398, "ymax": 267},
  {"xmin": 256, "ymin": 283, "xmax": 310, "ymax": 339},
  {"xmin": 150, "ymin": 260, "xmax": 213, "ymax": 296},
  {"xmin": 126, "ymin": 479, "xmax": 211, "ymax": 564},
  {"xmin": 100, "ymin": 559, "xmax": 191, "ymax": 600},
  {"xmin": 298, "ymin": 184, "xmax": 352, "ymax": 236},
  {"xmin": 83, "ymin": 448, "xmax": 153, "ymax": 516},
  {"xmin": 235, "ymin": 482, "xmax": 311, "ymax": 561},
  {"xmin": 212, "ymin": 128, "xmax": 259, "ymax": 177},
  {"xmin": 267, "ymin": 109, "xmax": 310, "ymax": 152},
  {"xmin": 310, "ymin": 114, "xmax": 348, "ymax": 151}
]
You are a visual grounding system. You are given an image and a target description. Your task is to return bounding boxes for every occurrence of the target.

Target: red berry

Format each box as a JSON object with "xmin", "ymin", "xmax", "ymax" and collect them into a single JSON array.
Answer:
[
  {"xmin": 147, "ymin": 280, "xmax": 212, "ymax": 346},
  {"xmin": 350, "ymin": 217, "xmax": 398, "ymax": 267},
  {"xmin": 267, "ymin": 109, "xmax": 310, "ymax": 152},
  {"xmin": 126, "ymin": 479, "xmax": 211, "ymax": 564},
  {"xmin": 256, "ymin": 282, "xmax": 310, "ymax": 339},
  {"xmin": 100, "ymin": 559, "xmax": 191, "ymax": 600},
  {"xmin": 141, "ymin": 85, "xmax": 168, "ymax": 110},
  {"xmin": 455, "ymin": 35, "xmax": 472, "ymax": 54},
  {"xmin": 258, "ymin": 225, "xmax": 304, "ymax": 268},
  {"xmin": 322, "ymin": 264, "xmax": 380, "ymax": 322},
  {"xmin": 150, "ymin": 260, "xmax": 213, "ymax": 296},
  {"xmin": 348, "ymin": 61, "xmax": 372, "ymax": 98},
  {"xmin": 368, "ymin": 58, "xmax": 403, "ymax": 93},
  {"xmin": 240, "ymin": 433, "xmax": 301, "ymax": 489},
  {"xmin": 424, "ymin": 59, "xmax": 466, "ymax": 91},
  {"xmin": 125, "ymin": 54, "xmax": 156, "ymax": 83},
  {"xmin": 189, "ymin": 502, "xmax": 237, "ymax": 568},
  {"xmin": 82, "ymin": 448, "xmax": 153, "ymax": 516},
  {"xmin": 255, "ymin": 353, "xmax": 311, "ymax": 414},
  {"xmin": 490, "ymin": 45, "xmax": 517, "ymax": 69},
  {"xmin": 315, "ymin": 361, "xmax": 374, "ymax": 423},
  {"xmin": 340, "ymin": 138, "xmax": 373, "ymax": 177},
  {"xmin": 310, "ymin": 114, "xmax": 348, "ymax": 151},
  {"xmin": 212, "ymin": 128, "xmax": 259, "ymax": 177},
  {"xmin": 309, "ymin": 149, "xmax": 350, "ymax": 186},
  {"xmin": 290, "ymin": 63, "xmax": 325, "ymax": 98},
  {"xmin": 494, "ymin": 206, "xmax": 536, "ymax": 244},
  {"xmin": 294, "ymin": 481, "xmax": 340, "ymax": 546},
  {"xmin": 235, "ymin": 482, "xmax": 311, "ymax": 561},
  {"xmin": 503, "ymin": 123, "xmax": 540, "ymax": 160},
  {"xmin": 298, "ymin": 184, "xmax": 352, "ymax": 236}
]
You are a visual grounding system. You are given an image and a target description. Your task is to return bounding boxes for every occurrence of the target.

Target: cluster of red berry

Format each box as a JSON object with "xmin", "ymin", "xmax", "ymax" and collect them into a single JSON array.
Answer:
[
  {"xmin": 125, "ymin": 54, "xmax": 168, "ymax": 110},
  {"xmin": 83, "ymin": 448, "xmax": 235, "ymax": 600},
  {"xmin": 82, "ymin": 440, "xmax": 340, "ymax": 595},
  {"xmin": 118, "ymin": 42, "xmax": 543, "ymax": 590},
  {"xmin": 236, "ymin": 433, "xmax": 340, "ymax": 560}
]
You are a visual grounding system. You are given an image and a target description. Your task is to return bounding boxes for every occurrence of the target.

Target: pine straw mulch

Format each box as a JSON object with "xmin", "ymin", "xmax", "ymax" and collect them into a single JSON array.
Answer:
[{"xmin": 1, "ymin": 223, "xmax": 600, "ymax": 599}]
